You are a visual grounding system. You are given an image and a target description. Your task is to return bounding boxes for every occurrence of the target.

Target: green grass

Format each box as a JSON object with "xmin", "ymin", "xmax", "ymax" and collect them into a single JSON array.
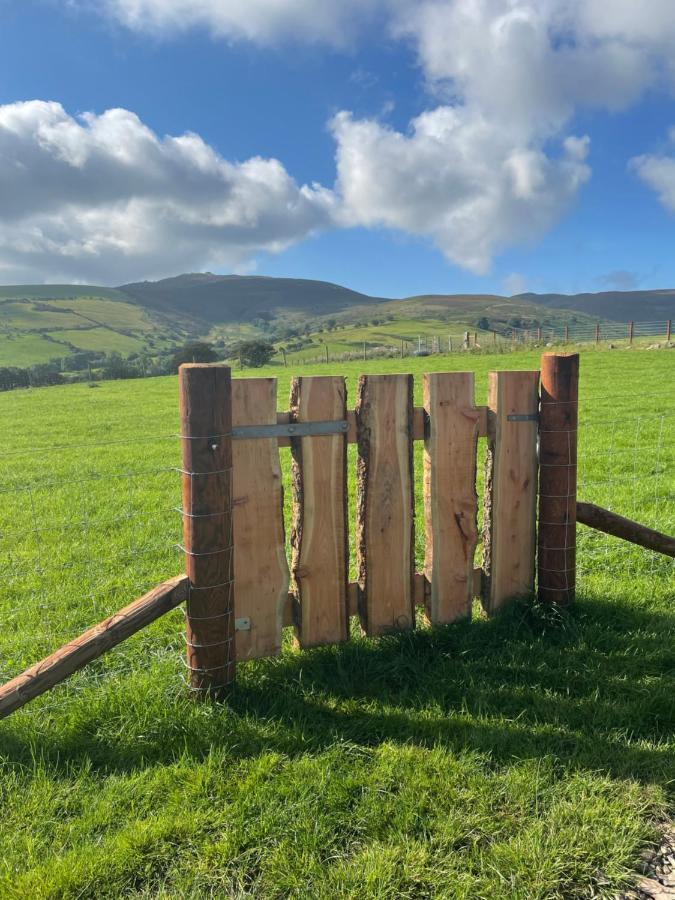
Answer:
[
  {"xmin": 45, "ymin": 327, "xmax": 148, "ymax": 355},
  {"xmin": 280, "ymin": 317, "xmax": 490, "ymax": 363},
  {"xmin": 0, "ymin": 347, "xmax": 673, "ymax": 898},
  {"xmin": 0, "ymin": 332, "xmax": 73, "ymax": 366},
  {"xmin": 0, "ymin": 295, "xmax": 181, "ymax": 366}
]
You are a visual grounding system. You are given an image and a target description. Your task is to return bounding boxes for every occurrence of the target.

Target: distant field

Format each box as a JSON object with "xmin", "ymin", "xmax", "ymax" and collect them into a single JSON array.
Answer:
[
  {"xmin": 281, "ymin": 316, "xmax": 492, "ymax": 362},
  {"xmin": 0, "ymin": 346, "xmax": 672, "ymax": 898},
  {"xmin": 46, "ymin": 327, "xmax": 147, "ymax": 355},
  {"xmin": 0, "ymin": 294, "xmax": 183, "ymax": 365},
  {"xmin": 0, "ymin": 332, "xmax": 71, "ymax": 366}
]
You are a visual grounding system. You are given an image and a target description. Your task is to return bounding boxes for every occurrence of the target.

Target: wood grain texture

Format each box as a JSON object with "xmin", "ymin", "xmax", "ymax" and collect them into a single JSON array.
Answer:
[
  {"xmin": 423, "ymin": 372, "xmax": 479, "ymax": 623},
  {"xmin": 290, "ymin": 376, "xmax": 349, "ymax": 647},
  {"xmin": 180, "ymin": 363, "xmax": 234, "ymax": 696},
  {"xmin": 482, "ymin": 370, "xmax": 540, "ymax": 615},
  {"xmin": 0, "ymin": 575, "xmax": 189, "ymax": 719},
  {"xmin": 232, "ymin": 378, "xmax": 290, "ymax": 660},
  {"xmin": 356, "ymin": 374, "xmax": 415, "ymax": 636}
]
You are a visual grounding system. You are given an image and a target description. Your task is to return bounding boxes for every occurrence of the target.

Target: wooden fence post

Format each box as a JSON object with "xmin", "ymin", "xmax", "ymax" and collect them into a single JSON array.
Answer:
[
  {"xmin": 564, "ymin": 324, "xmax": 569, "ymax": 343},
  {"xmin": 667, "ymin": 319, "xmax": 672, "ymax": 342},
  {"xmin": 179, "ymin": 363, "xmax": 235, "ymax": 698},
  {"xmin": 595, "ymin": 323, "xmax": 600, "ymax": 344},
  {"xmin": 538, "ymin": 353, "xmax": 579, "ymax": 606},
  {"xmin": 629, "ymin": 321, "xmax": 634, "ymax": 345}
]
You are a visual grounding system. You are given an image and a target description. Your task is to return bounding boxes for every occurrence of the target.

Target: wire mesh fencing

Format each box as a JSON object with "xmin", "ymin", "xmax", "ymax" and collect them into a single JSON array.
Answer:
[
  {"xmin": 575, "ymin": 352, "xmax": 674, "ymax": 584},
  {"xmin": 0, "ymin": 432, "xmax": 186, "ymax": 702},
  {"xmin": 0, "ymin": 354, "xmax": 672, "ymax": 716}
]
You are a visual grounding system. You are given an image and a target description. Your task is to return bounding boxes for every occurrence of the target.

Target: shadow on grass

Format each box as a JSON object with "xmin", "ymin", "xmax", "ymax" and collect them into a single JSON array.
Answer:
[{"xmin": 2, "ymin": 591, "xmax": 674, "ymax": 790}]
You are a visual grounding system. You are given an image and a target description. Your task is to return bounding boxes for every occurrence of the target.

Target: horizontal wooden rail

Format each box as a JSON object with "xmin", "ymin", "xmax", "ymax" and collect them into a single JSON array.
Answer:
[
  {"xmin": 275, "ymin": 407, "xmax": 488, "ymax": 446},
  {"xmin": 577, "ymin": 502, "xmax": 675, "ymax": 558},
  {"xmin": 0, "ymin": 575, "xmax": 189, "ymax": 719}
]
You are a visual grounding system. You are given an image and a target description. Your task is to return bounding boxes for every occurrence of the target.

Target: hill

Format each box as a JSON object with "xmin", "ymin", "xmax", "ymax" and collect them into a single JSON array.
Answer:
[
  {"xmin": 0, "ymin": 273, "xmax": 674, "ymax": 368},
  {"xmin": 119, "ymin": 273, "xmax": 388, "ymax": 324},
  {"xmin": 516, "ymin": 289, "xmax": 675, "ymax": 323}
]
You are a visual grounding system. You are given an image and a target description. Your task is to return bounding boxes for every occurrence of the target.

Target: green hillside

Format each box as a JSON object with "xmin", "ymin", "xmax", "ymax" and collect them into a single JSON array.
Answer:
[
  {"xmin": 0, "ymin": 292, "xmax": 189, "ymax": 367},
  {"xmin": 518, "ymin": 289, "xmax": 675, "ymax": 322},
  {"xmin": 120, "ymin": 272, "xmax": 387, "ymax": 324},
  {"xmin": 0, "ymin": 273, "xmax": 673, "ymax": 369}
]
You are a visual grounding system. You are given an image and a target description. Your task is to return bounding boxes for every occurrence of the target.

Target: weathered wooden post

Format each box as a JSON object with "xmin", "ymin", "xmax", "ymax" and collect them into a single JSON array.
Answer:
[
  {"xmin": 595, "ymin": 323, "xmax": 600, "ymax": 344},
  {"xmin": 179, "ymin": 363, "xmax": 235, "ymax": 698},
  {"xmin": 538, "ymin": 353, "xmax": 579, "ymax": 606},
  {"xmin": 629, "ymin": 321, "xmax": 634, "ymax": 345},
  {"xmin": 667, "ymin": 319, "xmax": 672, "ymax": 343}
]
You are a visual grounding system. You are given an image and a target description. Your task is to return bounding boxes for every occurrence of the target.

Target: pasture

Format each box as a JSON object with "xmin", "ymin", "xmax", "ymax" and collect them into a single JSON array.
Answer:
[{"xmin": 0, "ymin": 346, "xmax": 673, "ymax": 898}]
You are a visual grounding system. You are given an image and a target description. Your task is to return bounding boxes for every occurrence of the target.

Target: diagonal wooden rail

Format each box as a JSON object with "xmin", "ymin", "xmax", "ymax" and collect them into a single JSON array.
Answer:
[
  {"xmin": 0, "ymin": 575, "xmax": 189, "ymax": 719},
  {"xmin": 576, "ymin": 502, "xmax": 675, "ymax": 558}
]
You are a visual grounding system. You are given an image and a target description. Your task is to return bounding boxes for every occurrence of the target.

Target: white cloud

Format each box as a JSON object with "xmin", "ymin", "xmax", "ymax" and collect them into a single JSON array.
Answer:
[
  {"xmin": 8, "ymin": 1, "xmax": 675, "ymax": 280},
  {"xmin": 91, "ymin": 0, "xmax": 382, "ymax": 45},
  {"xmin": 0, "ymin": 101, "xmax": 336, "ymax": 283},
  {"xmin": 327, "ymin": 0, "xmax": 675, "ymax": 273},
  {"xmin": 332, "ymin": 108, "xmax": 589, "ymax": 274},
  {"xmin": 632, "ymin": 130, "xmax": 675, "ymax": 214},
  {"xmin": 394, "ymin": 1, "xmax": 657, "ymax": 136}
]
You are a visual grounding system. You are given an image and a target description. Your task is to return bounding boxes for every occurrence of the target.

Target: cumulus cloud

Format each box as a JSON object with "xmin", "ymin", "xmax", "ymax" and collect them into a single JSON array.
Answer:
[
  {"xmin": 394, "ymin": 0, "xmax": 660, "ymax": 135},
  {"xmin": 0, "ymin": 101, "xmax": 336, "ymax": 283},
  {"xmin": 9, "ymin": 1, "xmax": 675, "ymax": 280},
  {"xmin": 632, "ymin": 129, "xmax": 675, "ymax": 214},
  {"xmin": 327, "ymin": 0, "xmax": 675, "ymax": 273},
  {"xmin": 332, "ymin": 108, "xmax": 589, "ymax": 274}
]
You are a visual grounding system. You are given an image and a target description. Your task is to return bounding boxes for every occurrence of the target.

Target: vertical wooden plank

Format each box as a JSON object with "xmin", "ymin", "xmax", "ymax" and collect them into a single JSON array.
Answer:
[
  {"xmin": 356, "ymin": 374, "xmax": 414, "ymax": 636},
  {"xmin": 423, "ymin": 372, "xmax": 479, "ymax": 624},
  {"xmin": 179, "ymin": 364, "xmax": 234, "ymax": 698},
  {"xmin": 232, "ymin": 378, "xmax": 289, "ymax": 659},
  {"xmin": 482, "ymin": 370, "xmax": 539, "ymax": 615},
  {"xmin": 290, "ymin": 376, "xmax": 348, "ymax": 647}
]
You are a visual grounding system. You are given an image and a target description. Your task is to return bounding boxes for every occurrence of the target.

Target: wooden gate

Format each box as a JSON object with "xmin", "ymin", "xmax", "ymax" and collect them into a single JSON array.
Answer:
[{"xmin": 179, "ymin": 367, "xmax": 539, "ymax": 692}]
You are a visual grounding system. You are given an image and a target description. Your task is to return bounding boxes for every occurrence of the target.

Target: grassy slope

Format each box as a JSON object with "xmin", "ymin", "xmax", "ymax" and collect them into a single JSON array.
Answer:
[
  {"xmin": 3, "ymin": 274, "xmax": 670, "ymax": 369},
  {"xmin": 0, "ymin": 348, "xmax": 673, "ymax": 898},
  {"xmin": 0, "ymin": 294, "xmax": 183, "ymax": 365}
]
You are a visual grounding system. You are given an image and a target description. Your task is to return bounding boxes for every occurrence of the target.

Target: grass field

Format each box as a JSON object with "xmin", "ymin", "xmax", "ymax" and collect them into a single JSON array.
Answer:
[
  {"xmin": 0, "ymin": 294, "xmax": 182, "ymax": 366},
  {"xmin": 0, "ymin": 347, "xmax": 673, "ymax": 898}
]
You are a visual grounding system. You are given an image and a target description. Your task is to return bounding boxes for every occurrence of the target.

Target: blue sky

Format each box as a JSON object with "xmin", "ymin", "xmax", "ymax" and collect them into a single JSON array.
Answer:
[{"xmin": 1, "ymin": 0, "xmax": 675, "ymax": 297}]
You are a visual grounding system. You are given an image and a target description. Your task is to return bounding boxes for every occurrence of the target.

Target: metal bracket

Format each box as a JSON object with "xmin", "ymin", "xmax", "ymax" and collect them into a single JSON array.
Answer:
[
  {"xmin": 235, "ymin": 617, "xmax": 250, "ymax": 631},
  {"xmin": 232, "ymin": 420, "xmax": 348, "ymax": 440},
  {"xmin": 507, "ymin": 413, "xmax": 539, "ymax": 422}
]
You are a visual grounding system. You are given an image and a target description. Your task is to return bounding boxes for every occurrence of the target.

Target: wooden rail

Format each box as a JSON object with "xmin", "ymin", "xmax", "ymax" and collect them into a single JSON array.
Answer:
[
  {"xmin": 577, "ymin": 502, "xmax": 675, "ymax": 558},
  {"xmin": 0, "ymin": 575, "xmax": 189, "ymax": 719}
]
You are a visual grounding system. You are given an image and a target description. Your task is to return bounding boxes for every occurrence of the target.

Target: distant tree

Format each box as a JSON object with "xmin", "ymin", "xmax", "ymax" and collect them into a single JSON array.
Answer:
[
  {"xmin": 235, "ymin": 340, "xmax": 275, "ymax": 368},
  {"xmin": 476, "ymin": 316, "xmax": 490, "ymax": 330},
  {"xmin": 28, "ymin": 362, "xmax": 62, "ymax": 387},
  {"xmin": 171, "ymin": 341, "xmax": 218, "ymax": 372},
  {"xmin": 101, "ymin": 352, "xmax": 135, "ymax": 380}
]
